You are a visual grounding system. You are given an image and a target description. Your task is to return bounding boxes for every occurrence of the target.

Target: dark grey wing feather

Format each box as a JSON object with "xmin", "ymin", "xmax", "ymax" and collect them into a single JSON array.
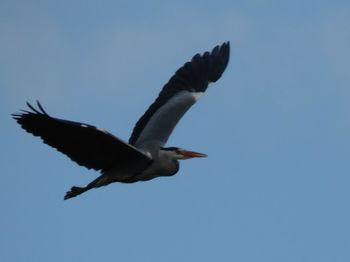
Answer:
[
  {"xmin": 13, "ymin": 101, "xmax": 152, "ymax": 172},
  {"xmin": 129, "ymin": 42, "xmax": 230, "ymax": 147}
]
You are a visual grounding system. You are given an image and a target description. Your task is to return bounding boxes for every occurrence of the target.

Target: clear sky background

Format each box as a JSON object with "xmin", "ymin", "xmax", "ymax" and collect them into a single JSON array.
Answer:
[{"xmin": 2, "ymin": 1, "xmax": 350, "ymax": 261}]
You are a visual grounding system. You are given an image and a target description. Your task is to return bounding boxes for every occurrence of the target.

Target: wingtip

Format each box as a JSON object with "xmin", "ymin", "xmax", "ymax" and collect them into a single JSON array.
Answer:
[
  {"xmin": 11, "ymin": 113, "xmax": 20, "ymax": 119},
  {"xmin": 36, "ymin": 100, "xmax": 48, "ymax": 115},
  {"xmin": 214, "ymin": 41, "xmax": 230, "ymax": 51},
  {"xmin": 206, "ymin": 41, "xmax": 230, "ymax": 83},
  {"xmin": 221, "ymin": 41, "xmax": 230, "ymax": 54},
  {"xmin": 222, "ymin": 41, "xmax": 230, "ymax": 66},
  {"xmin": 22, "ymin": 100, "xmax": 48, "ymax": 115}
]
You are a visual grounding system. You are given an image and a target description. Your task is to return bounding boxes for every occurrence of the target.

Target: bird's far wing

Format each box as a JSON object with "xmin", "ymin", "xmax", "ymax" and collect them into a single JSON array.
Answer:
[
  {"xmin": 13, "ymin": 101, "xmax": 152, "ymax": 172},
  {"xmin": 129, "ymin": 42, "xmax": 230, "ymax": 148}
]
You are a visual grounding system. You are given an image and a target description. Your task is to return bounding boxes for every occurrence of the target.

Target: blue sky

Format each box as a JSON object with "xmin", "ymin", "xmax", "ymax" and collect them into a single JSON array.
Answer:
[{"xmin": 2, "ymin": 1, "xmax": 350, "ymax": 261}]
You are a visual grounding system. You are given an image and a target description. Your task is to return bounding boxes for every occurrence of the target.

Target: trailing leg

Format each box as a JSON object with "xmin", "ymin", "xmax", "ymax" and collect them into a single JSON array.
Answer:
[{"xmin": 64, "ymin": 174, "xmax": 112, "ymax": 200}]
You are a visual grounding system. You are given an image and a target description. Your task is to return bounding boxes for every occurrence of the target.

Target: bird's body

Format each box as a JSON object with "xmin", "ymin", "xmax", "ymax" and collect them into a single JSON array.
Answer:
[{"xmin": 13, "ymin": 42, "xmax": 230, "ymax": 200}]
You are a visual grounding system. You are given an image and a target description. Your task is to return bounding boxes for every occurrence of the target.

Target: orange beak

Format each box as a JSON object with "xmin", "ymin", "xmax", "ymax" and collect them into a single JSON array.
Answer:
[{"xmin": 179, "ymin": 150, "xmax": 208, "ymax": 159}]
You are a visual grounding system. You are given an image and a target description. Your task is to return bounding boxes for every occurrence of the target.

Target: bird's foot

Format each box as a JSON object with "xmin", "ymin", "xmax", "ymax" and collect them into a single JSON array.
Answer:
[{"xmin": 64, "ymin": 186, "xmax": 86, "ymax": 200}]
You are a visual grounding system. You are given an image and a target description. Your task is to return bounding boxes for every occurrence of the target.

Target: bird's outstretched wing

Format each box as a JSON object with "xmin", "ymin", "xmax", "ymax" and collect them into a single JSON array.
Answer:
[
  {"xmin": 129, "ymin": 42, "xmax": 230, "ymax": 148},
  {"xmin": 13, "ymin": 101, "xmax": 152, "ymax": 172}
]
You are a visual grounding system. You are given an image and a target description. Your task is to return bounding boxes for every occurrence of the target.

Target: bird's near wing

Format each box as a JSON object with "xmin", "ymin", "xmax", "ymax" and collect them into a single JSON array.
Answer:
[
  {"xmin": 13, "ymin": 101, "xmax": 152, "ymax": 172},
  {"xmin": 129, "ymin": 42, "xmax": 230, "ymax": 149}
]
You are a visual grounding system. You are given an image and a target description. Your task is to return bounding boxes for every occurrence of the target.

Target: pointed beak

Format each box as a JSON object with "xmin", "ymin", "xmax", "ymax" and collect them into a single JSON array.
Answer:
[{"xmin": 180, "ymin": 150, "xmax": 208, "ymax": 159}]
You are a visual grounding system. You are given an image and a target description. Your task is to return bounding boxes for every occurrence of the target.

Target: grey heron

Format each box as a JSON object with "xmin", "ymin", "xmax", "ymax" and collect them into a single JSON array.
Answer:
[{"xmin": 12, "ymin": 42, "xmax": 230, "ymax": 200}]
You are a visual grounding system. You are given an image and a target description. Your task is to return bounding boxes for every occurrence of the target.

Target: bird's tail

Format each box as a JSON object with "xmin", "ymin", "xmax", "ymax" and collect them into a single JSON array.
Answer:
[{"xmin": 64, "ymin": 186, "xmax": 87, "ymax": 200}]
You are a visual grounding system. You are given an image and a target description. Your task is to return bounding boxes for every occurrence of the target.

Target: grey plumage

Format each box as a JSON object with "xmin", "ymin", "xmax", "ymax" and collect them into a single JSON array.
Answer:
[{"xmin": 12, "ymin": 42, "xmax": 230, "ymax": 200}]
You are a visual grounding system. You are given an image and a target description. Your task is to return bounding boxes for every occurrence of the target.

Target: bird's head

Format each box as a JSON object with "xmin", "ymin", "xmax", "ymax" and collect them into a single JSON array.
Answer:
[{"xmin": 160, "ymin": 147, "xmax": 207, "ymax": 160}]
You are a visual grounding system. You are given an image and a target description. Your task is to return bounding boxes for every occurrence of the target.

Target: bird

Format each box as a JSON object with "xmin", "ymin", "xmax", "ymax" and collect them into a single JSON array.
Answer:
[{"xmin": 12, "ymin": 42, "xmax": 230, "ymax": 200}]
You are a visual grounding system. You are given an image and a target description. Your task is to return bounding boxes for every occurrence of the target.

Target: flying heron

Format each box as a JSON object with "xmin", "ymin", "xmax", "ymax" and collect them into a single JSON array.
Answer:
[{"xmin": 13, "ymin": 42, "xmax": 230, "ymax": 200}]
